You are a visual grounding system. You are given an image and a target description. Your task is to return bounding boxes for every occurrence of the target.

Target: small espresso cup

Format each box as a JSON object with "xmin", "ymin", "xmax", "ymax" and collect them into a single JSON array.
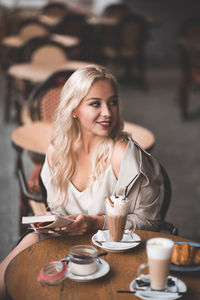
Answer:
[
  {"xmin": 68, "ymin": 245, "xmax": 99, "ymax": 276},
  {"xmin": 137, "ymin": 237, "xmax": 174, "ymax": 290}
]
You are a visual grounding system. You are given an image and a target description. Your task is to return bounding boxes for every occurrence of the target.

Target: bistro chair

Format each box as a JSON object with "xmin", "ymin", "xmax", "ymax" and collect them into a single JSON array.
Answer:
[
  {"xmin": 14, "ymin": 70, "xmax": 74, "ymax": 234},
  {"xmin": 4, "ymin": 37, "xmax": 68, "ymax": 123},
  {"xmin": 177, "ymin": 18, "xmax": 200, "ymax": 120},
  {"xmin": 13, "ymin": 143, "xmax": 47, "ymax": 235},
  {"xmin": 38, "ymin": 2, "xmax": 69, "ymax": 32},
  {"xmin": 5, "ymin": 37, "xmax": 89, "ymax": 123},
  {"xmin": 40, "ymin": 2, "xmax": 69, "ymax": 19},
  {"xmin": 54, "ymin": 13, "xmax": 87, "ymax": 39},
  {"xmin": 103, "ymin": 3, "xmax": 129, "ymax": 19},
  {"xmin": 0, "ymin": 17, "xmax": 81, "ymax": 72},
  {"xmin": 0, "ymin": 18, "xmax": 49, "ymax": 71},
  {"xmin": 26, "ymin": 69, "xmax": 74, "ymax": 122},
  {"xmin": 158, "ymin": 164, "xmax": 178, "ymax": 235},
  {"xmin": 53, "ymin": 13, "xmax": 87, "ymax": 60},
  {"xmin": 101, "ymin": 13, "xmax": 149, "ymax": 88}
]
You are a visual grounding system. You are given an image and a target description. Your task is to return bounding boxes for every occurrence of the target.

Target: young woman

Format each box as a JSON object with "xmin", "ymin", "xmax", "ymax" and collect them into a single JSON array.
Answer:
[{"xmin": 0, "ymin": 65, "xmax": 162, "ymax": 298}]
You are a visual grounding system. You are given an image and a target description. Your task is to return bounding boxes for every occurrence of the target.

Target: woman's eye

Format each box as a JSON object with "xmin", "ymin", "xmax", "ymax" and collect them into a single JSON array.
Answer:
[
  {"xmin": 90, "ymin": 102, "xmax": 100, "ymax": 107},
  {"xmin": 109, "ymin": 99, "xmax": 118, "ymax": 106}
]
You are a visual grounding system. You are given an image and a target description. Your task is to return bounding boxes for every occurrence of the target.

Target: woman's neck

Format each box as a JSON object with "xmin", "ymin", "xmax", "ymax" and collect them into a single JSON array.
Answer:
[{"xmin": 80, "ymin": 135, "xmax": 106, "ymax": 155}]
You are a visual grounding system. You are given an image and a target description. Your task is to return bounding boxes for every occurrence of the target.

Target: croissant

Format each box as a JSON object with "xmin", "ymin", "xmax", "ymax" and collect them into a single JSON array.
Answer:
[{"xmin": 171, "ymin": 243, "xmax": 200, "ymax": 265}]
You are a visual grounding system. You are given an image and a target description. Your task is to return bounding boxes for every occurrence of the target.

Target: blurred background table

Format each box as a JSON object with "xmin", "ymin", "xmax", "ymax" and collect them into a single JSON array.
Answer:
[{"xmin": 11, "ymin": 121, "xmax": 155, "ymax": 157}]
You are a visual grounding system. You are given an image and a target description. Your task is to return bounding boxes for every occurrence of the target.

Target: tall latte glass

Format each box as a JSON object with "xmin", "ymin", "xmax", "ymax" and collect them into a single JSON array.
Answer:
[
  {"xmin": 106, "ymin": 196, "xmax": 129, "ymax": 242},
  {"xmin": 146, "ymin": 238, "xmax": 174, "ymax": 290}
]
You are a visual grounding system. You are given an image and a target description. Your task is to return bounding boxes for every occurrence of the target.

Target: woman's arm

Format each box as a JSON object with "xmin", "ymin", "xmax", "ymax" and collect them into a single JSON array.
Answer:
[
  {"xmin": 112, "ymin": 139, "xmax": 163, "ymax": 232},
  {"xmin": 125, "ymin": 174, "xmax": 161, "ymax": 231}
]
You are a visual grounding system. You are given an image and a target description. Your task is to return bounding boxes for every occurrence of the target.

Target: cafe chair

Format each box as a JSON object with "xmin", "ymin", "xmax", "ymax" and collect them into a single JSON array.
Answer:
[
  {"xmin": 54, "ymin": 13, "xmax": 87, "ymax": 39},
  {"xmin": 40, "ymin": 2, "xmax": 69, "ymax": 19},
  {"xmin": 101, "ymin": 13, "xmax": 149, "ymax": 88},
  {"xmin": 0, "ymin": 18, "xmax": 49, "ymax": 71},
  {"xmin": 14, "ymin": 70, "xmax": 74, "ymax": 234},
  {"xmin": 38, "ymin": 2, "xmax": 69, "ymax": 31},
  {"xmin": 4, "ymin": 37, "xmax": 68, "ymax": 123},
  {"xmin": 53, "ymin": 14, "xmax": 87, "ymax": 60},
  {"xmin": 158, "ymin": 164, "xmax": 179, "ymax": 235},
  {"xmin": 177, "ymin": 18, "xmax": 200, "ymax": 120},
  {"xmin": 26, "ymin": 69, "xmax": 74, "ymax": 122},
  {"xmin": 103, "ymin": 3, "xmax": 129, "ymax": 19},
  {"xmin": 12, "ymin": 141, "xmax": 47, "ymax": 235},
  {"xmin": 5, "ymin": 36, "xmax": 88, "ymax": 123},
  {"xmin": 0, "ymin": 16, "xmax": 81, "ymax": 72}
]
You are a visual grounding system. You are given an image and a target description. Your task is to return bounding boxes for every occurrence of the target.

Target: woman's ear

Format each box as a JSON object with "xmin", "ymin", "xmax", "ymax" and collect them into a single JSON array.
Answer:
[{"xmin": 72, "ymin": 110, "xmax": 78, "ymax": 119}]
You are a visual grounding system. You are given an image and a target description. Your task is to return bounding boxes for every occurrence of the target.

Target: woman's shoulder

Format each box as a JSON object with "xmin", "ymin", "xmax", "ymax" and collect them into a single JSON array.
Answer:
[{"xmin": 113, "ymin": 136, "xmax": 129, "ymax": 155}]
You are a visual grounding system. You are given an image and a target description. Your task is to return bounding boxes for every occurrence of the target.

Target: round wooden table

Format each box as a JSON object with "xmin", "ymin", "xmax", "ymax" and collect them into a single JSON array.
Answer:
[
  {"xmin": 11, "ymin": 121, "xmax": 51, "ymax": 156},
  {"xmin": 11, "ymin": 121, "xmax": 155, "ymax": 157},
  {"xmin": 5, "ymin": 231, "xmax": 200, "ymax": 300}
]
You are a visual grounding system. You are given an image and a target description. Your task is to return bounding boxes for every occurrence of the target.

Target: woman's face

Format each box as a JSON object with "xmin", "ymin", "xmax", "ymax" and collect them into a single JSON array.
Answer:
[{"xmin": 74, "ymin": 80, "xmax": 119, "ymax": 138}]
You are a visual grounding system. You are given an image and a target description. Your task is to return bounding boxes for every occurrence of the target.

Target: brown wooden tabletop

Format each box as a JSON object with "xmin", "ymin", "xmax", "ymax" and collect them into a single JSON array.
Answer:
[
  {"xmin": 5, "ymin": 230, "xmax": 200, "ymax": 300},
  {"xmin": 11, "ymin": 121, "xmax": 155, "ymax": 156},
  {"xmin": 11, "ymin": 121, "xmax": 52, "ymax": 156}
]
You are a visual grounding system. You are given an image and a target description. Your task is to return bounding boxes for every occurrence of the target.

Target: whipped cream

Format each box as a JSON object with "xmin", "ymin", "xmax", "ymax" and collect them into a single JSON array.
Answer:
[{"xmin": 106, "ymin": 196, "xmax": 129, "ymax": 216}]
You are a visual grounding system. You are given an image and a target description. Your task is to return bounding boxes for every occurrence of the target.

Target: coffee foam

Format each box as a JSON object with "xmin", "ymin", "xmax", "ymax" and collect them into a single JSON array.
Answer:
[
  {"xmin": 106, "ymin": 196, "xmax": 129, "ymax": 216},
  {"xmin": 147, "ymin": 238, "xmax": 174, "ymax": 260},
  {"xmin": 70, "ymin": 261, "xmax": 97, "ymax": 276}
]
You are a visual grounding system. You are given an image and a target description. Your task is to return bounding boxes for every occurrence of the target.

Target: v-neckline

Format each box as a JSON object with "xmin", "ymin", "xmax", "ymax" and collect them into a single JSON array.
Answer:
[
  {"xmin": 69, "ymin": 164, "xmax": 117, "ymax": 194},
  {"xmin": 69, "ymin": 180, "xmax": 89, "ymax": 194}
]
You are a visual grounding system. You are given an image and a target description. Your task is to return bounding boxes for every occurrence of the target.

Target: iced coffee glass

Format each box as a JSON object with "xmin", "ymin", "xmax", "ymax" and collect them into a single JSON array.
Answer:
[
  {"xmin": 138, "ymin": 237, "xmax": 174, "ymax": 290},
  {"xmin": 106, "ymin": 196, "xmax": 129, "ymax": 242}
]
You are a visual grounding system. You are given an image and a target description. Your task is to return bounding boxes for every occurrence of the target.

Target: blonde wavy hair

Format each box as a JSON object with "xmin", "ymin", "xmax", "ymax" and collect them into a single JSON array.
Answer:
[{"xmin": 50, "ymin": 64, "xmax": 124, "ymax": 210}]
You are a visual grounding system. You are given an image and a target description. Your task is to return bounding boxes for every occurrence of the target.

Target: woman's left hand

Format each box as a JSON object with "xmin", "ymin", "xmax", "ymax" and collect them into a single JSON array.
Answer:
[{"xmin": 54, "ymin": 214, "xmax": 104, "ymax": 235}]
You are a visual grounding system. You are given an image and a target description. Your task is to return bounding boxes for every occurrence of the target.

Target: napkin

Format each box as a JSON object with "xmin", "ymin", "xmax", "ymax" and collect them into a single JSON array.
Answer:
[{"xmin": 95, "ymin": 230, "xmax": 136, "ymax": 249}]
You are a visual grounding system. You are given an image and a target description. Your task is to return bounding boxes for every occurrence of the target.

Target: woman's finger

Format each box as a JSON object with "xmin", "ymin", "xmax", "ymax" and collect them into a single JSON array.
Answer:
[{"xmin": 60, "ymin": 227, "xmax": 67, "ymax": 231}]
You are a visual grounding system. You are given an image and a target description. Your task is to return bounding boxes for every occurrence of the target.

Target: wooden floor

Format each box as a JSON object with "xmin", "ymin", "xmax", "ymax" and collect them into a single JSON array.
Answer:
[{"xmin": 0, "ymin": 65, "xmax": 200, "ymax": 262}]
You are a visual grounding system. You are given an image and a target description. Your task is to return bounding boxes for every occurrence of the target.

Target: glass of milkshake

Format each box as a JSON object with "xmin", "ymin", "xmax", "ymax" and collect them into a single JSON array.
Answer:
[
  {"xmin": 138, "ymin": 237, "xmax": 174, "ymax": 290},
  {"xmin": 106, "ymin": 196, "xmax": 129, "ymax": 242}
]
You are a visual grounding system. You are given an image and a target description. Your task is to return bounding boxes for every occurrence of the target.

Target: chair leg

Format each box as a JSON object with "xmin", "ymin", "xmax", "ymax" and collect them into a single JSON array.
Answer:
[{"xmin": 19, "ymin": 194, "xmax": 30, "ymax": 235}]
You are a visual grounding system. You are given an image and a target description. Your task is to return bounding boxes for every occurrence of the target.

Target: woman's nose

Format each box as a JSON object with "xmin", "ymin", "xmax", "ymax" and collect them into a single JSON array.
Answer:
[{"xmin": 101, "ymin": 104, "xmax": 111, "ymax": 117}]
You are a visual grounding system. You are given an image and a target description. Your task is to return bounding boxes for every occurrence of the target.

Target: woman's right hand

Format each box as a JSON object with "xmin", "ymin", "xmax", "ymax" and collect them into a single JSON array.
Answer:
[{"xmin": 30, "ymin": 211, "xmax": 55, "ymax": 234}]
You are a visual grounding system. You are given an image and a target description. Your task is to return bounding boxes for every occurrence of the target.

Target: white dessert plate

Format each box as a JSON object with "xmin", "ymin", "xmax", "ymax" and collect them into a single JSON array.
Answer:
[
  {"xmin": 92, "ymin": 230, "xmax": 141, "ymax": 252},
  {"xmin": 66, "ymin": 258, "xmax": 110, "ymax": 282},
  {"xmin": 170, "ymin": 241, "xmax": 200, "ymax": 272},
  {"xmin": 130, "ymin": 275, "xmax": 187, "ymax": 300}
]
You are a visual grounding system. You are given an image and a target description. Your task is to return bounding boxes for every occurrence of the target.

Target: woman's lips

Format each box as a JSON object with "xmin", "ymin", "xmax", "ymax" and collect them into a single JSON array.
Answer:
[{"xmin": 97, "ymin": 121, "xmax": 112, "ymax": 128}]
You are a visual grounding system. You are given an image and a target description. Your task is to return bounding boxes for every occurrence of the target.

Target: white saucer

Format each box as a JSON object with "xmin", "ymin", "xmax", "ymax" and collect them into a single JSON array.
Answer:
[
  {"xmin": 130, "ymin": 275, "xmax": 187, "ymax": 300},
  {"xmin": 66, "ymin": 258, "xmax": 110, "ymax": 282},
  {"xmin": 92, "ymin": 230, "xmax": 141, "ymax": 252}
]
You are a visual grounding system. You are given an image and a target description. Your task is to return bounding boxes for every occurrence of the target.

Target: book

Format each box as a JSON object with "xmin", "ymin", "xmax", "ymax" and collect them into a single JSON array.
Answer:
[{"xmin": 22, "ymin": 214, "xmax": 74, "ymax": 229}]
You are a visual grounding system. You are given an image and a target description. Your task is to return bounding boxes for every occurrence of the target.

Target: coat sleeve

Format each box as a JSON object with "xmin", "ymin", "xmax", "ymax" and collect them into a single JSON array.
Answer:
[{"xmin": 114, "ymin": 139, "xmax": 163, "ymax": 231}]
